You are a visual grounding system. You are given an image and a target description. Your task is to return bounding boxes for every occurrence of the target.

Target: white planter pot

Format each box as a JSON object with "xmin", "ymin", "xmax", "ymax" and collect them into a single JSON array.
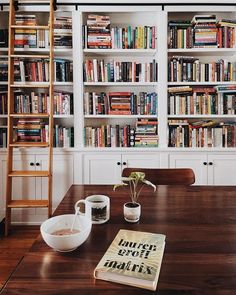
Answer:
[{"xmin": 123, "ymin": 202, "xmax": 141, "ymax": 223}]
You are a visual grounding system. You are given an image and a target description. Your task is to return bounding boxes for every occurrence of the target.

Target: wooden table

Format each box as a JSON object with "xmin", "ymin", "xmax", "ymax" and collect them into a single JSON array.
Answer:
[{"xmin": 2, "ymin": 185, "xmax": 236, "ymax": 295}]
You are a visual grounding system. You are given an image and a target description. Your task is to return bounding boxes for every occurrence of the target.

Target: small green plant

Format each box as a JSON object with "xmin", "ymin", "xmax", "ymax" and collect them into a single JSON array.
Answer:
[{"xmin": 113, "ymin": 172, "xmax": 156, "ymax": 204}]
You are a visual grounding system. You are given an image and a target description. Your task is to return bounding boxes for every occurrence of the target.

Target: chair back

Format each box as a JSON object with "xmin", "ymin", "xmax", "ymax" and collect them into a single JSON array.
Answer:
[{"xmin": 122, "ymin": 168, "xmax": 195, "ymax": 185}]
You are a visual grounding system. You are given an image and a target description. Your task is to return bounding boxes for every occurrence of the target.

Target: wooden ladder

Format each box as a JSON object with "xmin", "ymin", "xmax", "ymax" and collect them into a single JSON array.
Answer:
[{"xmin": 5, "ymin": 0, "xmax": 54, "ymax": 235}]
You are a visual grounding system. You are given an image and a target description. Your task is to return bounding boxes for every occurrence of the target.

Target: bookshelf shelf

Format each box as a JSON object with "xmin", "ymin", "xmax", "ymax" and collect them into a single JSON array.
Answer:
[
  {"xmin": 0, "ymin": 115, "xmax": 7, "ymax": 119},
  {"xmin": 54, "ymin": 82, "xmax": 73, "ymax": 86},
  {"xmin": 0, "ymin": 82, "xmax": 8, "ymax": 85},
  {"xmin": 53, "ymin": 115, "xmax": 74, "ymax": 119},
  {"xmin": 84, "ymin": 115, "xmax": 158, "ymax": 119},
  {"xmin": 83, "ymin": 49, "xmax": 157, "ymax": 56},
  {"xmin": 11, "ymin": 25, "xmax": 49, "ymax": 30},
  {"xmin": 10, "ymin": 82, "xmax": 50, "ymax": 88},
  {"xmin": 168, "ymin": 115, "xmax": 236, "ymax": 119},
  {"xmin": 10, "ymin": 114, "xmax": 50, "ymax": 118},
  {"xmin": 168, "ymin": 82, "xmax": 236, "ymax": 86},
  {"xmin": 84, "ymin": 82, "xmax": 158, "ymax": 86}
]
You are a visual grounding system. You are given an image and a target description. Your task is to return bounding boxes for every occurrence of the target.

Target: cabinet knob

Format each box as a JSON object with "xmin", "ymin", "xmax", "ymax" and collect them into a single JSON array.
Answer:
[
  {"xmin": 122, "ymin": 162, "xmax": 127, "ymax": 166},
  {"xmin": 117, "ymin": 162, "xmax": 121, "ymax": 166},
  {"xmin": 203, "ymin": 162, "xmax": 207, "ymax": 165},
  {"xmin": 36, "ymin": 162, "xmax": 40, "ymax": 166},
  {"xmin": 30, "ymin": 162, "xmax": 35, "ymax": 166},
  {"xmin": 209, "ymin": 162, "xmax": 213, "ymax": 166}
]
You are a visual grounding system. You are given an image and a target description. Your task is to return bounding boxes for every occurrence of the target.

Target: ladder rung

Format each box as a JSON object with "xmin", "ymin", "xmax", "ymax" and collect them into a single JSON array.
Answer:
[
  {"xmin": 10, "ymin": 113, "xmax": 50, "ymax": 118},
  {"xmin": 10, "ymin": 142, "xmax": 50, "ymax": 148},
  {"xmin": 11, "ymin": 54, "xmax": 50, "ymax": 59},
  {"xmin": 7, "ymin": 200, "xmax": 49, "ymax": 208},
  {"xmin": 10, "ymin": 83, "xmax": 50, "ymax": 88},
  {"xmin": 11, "ymin": 25, "xmax": 49, "ymax": 30},
  {"xmin": 8, "ymin": 171, "xmax": 50, "ymax": 177}
]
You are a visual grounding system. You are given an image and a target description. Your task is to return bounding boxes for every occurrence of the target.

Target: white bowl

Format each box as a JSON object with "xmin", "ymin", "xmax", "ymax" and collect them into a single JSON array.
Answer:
[{"xmin": 40, "ymin": 214, "xmax": 92, "ymax": 252}]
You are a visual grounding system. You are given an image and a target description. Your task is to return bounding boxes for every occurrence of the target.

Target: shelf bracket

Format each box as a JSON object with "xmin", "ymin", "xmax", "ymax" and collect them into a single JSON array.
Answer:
[
  {"xmin": 53, "ymin": 0, "xmax": 57, "ymax": 11},
  {"xmin": 14, "ymin": 0, "xmax": 19, "ymax": 11}
]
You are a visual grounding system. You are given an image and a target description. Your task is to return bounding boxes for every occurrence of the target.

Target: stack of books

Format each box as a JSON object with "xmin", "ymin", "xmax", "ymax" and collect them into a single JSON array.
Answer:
[
  {"xmin": 15, "ymin": 14, "xmax": 37, "ymax": 26},
  {"xmin": 192, "ymin": 15, "xmax": 218, "ymax": 48},
  {"xmin": 86, "ymin": 14, "xmax": 111, "ymax": 49},
  {"xmin": 54, "ymin": 16, "xmax": 72, "ymax": 49},
  {"xmin": 0, "ymin": 58, "xmax": 8, "ymax": 81},
  {"xmin": 0, "ymin": 29, "xmax": 8, "ymax": 48},
  {"xmin": 108, "ymin": 92, "xmax": 132, "ymax": 115},
  {"xmin": 135, "ymin": 118, "xmax": 158, "ymax": 147},
  {"xmin": 14, "ymin": 28, "xmax": 37, "ymax": 48},
  {"xmin": 16, "ymin": 118, "xmax": 47, "ymax": 142}
]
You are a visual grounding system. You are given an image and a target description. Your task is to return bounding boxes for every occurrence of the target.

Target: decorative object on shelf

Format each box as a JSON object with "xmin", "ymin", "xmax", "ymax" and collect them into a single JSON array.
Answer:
[{"xmin": 114, "ymin": 171, "xmax": 156, "ymax": 223}]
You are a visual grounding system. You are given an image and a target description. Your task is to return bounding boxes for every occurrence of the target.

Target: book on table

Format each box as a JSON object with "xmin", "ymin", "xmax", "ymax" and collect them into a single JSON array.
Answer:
[{"xmin": 94, "ymin": 229, "xmax": 165, "ymax": 291}]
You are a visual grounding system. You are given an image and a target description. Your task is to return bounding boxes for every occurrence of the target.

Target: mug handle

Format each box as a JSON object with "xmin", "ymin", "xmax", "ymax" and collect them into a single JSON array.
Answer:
[{"xmin": 74, "ymin": 200, "xmax": 86, "ymax": 216}]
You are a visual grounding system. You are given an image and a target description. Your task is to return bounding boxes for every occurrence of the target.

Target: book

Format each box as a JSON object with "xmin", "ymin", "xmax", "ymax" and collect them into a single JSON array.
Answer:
[{"xmin": 94, "ymin": 229, "xmax": 165, "ymax": 290}]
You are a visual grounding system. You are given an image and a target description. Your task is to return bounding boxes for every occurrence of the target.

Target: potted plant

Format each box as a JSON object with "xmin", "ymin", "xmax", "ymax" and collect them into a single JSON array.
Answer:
[{"xmin": 113, "ymin": 171, "xmax": 156, "ymax": 223}]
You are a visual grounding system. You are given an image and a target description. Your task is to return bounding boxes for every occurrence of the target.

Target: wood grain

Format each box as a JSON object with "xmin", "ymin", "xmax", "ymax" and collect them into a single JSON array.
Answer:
[{"xmin": 2, "ymin": 185, "xmax": 236, "ymax": 295}]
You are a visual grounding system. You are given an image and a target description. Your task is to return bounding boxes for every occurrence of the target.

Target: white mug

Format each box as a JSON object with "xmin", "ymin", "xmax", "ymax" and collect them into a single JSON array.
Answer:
[{"xmin": 75, "ymin": 195, "xmax": 110, "ymax": 224}]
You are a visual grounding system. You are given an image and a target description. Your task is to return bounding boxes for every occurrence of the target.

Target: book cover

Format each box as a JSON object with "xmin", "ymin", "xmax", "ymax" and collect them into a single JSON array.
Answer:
[{"xmin": 94, "ymin": 229, "xmax": 165, "ymax": 291}]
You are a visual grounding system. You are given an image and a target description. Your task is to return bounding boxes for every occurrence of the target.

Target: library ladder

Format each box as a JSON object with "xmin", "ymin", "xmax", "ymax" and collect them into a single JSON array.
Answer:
[{"xmin": 5, "ymin": 0, "xmax": 54, "ymax": 235}]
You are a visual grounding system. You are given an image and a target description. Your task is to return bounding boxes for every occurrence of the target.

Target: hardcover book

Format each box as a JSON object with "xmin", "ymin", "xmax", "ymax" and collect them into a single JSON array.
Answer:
[{"xmin": 94, "ymin": 229, "xmax": 165, "ymax": 290}]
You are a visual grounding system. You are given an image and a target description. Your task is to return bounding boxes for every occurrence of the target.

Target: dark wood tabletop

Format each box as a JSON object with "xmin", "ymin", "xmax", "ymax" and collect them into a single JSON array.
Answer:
[{"xmin": 2, "ymin": 185, "xmax": 236, "ymax": 295}]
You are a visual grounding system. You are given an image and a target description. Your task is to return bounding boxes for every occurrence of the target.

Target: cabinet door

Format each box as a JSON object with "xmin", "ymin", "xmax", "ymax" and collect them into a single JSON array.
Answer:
[
  {"xmin": 0, "ymin": 155, "xmax": 7, "ymax": 222},
  {"xmin": 169, "ymin": 153, "xmax": 208, "ymax": 185},
  {"xmin": 83, "ymin": 154, "xmax": 121, "ymax": 184},
  {"xmin": 208, "ymin": 154, "xmax": 236, "ymax": 185},
  {"xmin": 36, "ymin": 154, "xmax": 74, "ymax": 215},
  {"xmin": 122, "ymin": 153, "xmax": 161, "ymax": 170}
]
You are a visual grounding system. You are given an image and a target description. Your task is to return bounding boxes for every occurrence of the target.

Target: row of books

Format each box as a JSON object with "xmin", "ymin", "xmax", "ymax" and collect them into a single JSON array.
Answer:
[
  {"xmin": 83, "ymin": 59, "xmax": 158, "ymax": 82},
  {"xmin": 14, "ymin": 119, "xmax": 74, "ymax": 147},
  {"xmin": 135, "ymin": 118, "xmax": 158, "ymax": 147},
  {"xmin": 54, "ymin": 125, "xmax": 74, "ymax": 148},
  {"xmin": 168, "ymin": 119, "xmax": 236, "ymax": 147},
  {"xmin": 168, "ymin": 57, "xmax": 236, "ymax": 82},
  {"xmin": 0, "ymin": 29, "xmax": 8, "ymax": 48},
  {"xmin": 84, "ymin": 119, "xmax": 158, "ymax": 147},
  {"xmin": 13, "ymin": 91, "xmax": 73, "ymax": 115},
  {"xmin": 84, "ymin": 125, "xmax": 134, "ymax": 148},
  {"xmin": 168, "ymin": 15, "xmax": 236, "ymax": 48},
  {"xmin": 13, "ymin": 58, "xmax": 73, "ymax": 82},
  {"xmin": 84, "ymin": 91, "xmax": 158, "ymax": 115},
  {"xmin": 0, "ymin": 127, "xmax": 7, "ymax": 148},
  {"xmin": 14, "ymin": 15, "xmax": 72, "ymax": 49},
  {"xmin": 168, "ymin": 86, "xmax": 236, "ymax": 115},
  {"xmin": 0, "ymin": 90, "xmax": 7, "ymax": 114},
  {"xmin": 0, "ymin": 59, "xmax": 8, "ymax": 81},
  {"xmin": 84, "ymin": 25, "xmax": 156, "ymax": 49},
  {"xmin": 169, "ymin": 87, "xmax": 236, "ymax": 115}
]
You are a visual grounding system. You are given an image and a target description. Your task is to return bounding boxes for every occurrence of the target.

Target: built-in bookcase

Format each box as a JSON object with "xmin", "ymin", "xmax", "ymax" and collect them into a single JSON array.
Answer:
[
  {"xmin": 76, "ymin": 6, "xmax": 164, "ymax": 149},
  {"xmin": 0, "ymin": 8, "xmax": 74, "ymax": 149},
  {"xmin": 167, "ymin": 6, "xmax": 236, "ymax": 148}
]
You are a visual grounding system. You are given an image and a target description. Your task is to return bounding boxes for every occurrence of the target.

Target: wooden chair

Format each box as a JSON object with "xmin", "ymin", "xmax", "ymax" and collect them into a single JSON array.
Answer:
[{"xmin": 122, "ymin": 168, "xmax": 195, "ymax": 185}]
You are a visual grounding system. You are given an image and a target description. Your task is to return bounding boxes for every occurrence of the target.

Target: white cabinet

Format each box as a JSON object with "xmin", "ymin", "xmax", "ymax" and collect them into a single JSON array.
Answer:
[
  {"xmin": 169, "ymin": 152, "xmax": 236, "ymax": 185},
  {"xmin": 0, "ymin": 152, "xmax": 74, "ymax": 224},
  {"xmin": 83, "ymin": 153, "xmax": 161, "ymax": 184}
]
